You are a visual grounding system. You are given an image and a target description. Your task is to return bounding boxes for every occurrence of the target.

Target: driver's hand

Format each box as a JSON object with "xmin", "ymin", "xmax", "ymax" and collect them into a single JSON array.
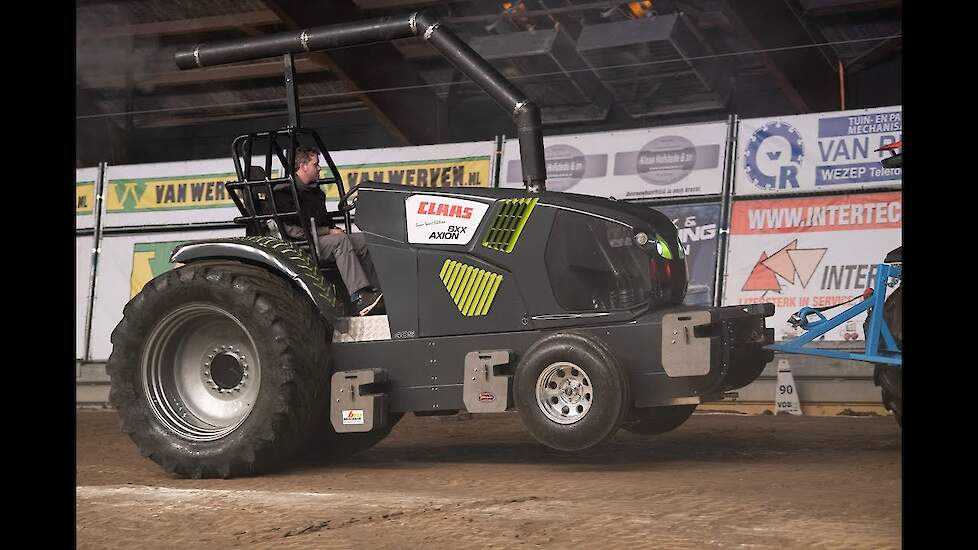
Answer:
[{"xmin": 328, "ymin": 227, "xmax": 346, "ymax": 235}]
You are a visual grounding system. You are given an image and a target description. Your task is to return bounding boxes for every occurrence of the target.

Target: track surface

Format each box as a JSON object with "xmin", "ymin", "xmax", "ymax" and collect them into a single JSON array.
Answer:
[{"xmin": 77, "ymin": 410, "xmax": 901, "ymax": 549}]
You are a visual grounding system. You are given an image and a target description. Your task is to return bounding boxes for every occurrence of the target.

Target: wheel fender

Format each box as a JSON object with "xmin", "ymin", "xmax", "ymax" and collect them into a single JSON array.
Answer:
[{"xmin": 171, "ymin": 236, "xmax": 342, "ymax": 324}]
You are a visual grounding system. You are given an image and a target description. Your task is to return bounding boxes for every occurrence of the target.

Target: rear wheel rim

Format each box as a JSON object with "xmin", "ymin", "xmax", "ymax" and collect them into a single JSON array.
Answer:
[
  {"xmin": 535, "ymin": 362, "xmax": 593, "ymax": 425},
  {"xmin": 141, "ymin": 304, "xmax": 261, "ymax": 442}
]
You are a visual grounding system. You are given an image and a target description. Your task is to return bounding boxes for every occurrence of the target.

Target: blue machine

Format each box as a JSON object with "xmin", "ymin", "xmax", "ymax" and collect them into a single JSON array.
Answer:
[{"xmin": 765, "ymin": 263, "xmax": 901, "ymax": 367}]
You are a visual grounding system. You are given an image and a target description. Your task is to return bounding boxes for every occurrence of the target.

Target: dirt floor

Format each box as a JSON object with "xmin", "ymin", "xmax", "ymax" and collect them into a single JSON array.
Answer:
[{"xmin": 76, "ymin": 410, "xmax": 901, "ymax": 549}]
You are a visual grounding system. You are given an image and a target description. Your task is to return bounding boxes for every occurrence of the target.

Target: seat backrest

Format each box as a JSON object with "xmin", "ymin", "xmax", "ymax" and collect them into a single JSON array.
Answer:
[{"xmin": 246, "ymin": 166, "xmax": 273, "ymax": 216}]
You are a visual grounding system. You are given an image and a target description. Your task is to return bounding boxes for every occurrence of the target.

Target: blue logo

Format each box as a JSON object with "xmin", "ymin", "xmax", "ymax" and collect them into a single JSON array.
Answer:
[{"xmin": 744, "ymin": 121, "xmax": 804, "ymax": 190}]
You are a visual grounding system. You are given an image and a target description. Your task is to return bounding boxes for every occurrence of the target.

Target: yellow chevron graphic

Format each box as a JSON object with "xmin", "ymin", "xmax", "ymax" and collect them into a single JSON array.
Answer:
[{"xmin": 439, "ymin": 259, "xmax": 502, "ymax": 316}]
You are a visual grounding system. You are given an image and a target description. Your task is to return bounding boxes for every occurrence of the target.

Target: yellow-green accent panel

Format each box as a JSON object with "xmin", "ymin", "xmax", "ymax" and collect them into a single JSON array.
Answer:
[
  {"xmin": 482, "ymin": 198, "xmax": 538, "ymax": 253},
  {"xmin": 439, "ymin": 259, "xmax": 503, "ymax": 316}
]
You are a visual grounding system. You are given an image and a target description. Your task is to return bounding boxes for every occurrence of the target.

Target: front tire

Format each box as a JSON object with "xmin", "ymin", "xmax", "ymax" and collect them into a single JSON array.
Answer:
[
  {"xmin": 107, "ymin": 261, "xmax": 331, "ymax": 478},
  {"xmin": 514, "ymin": 333, "xmax": 629, "ymax": 451}
]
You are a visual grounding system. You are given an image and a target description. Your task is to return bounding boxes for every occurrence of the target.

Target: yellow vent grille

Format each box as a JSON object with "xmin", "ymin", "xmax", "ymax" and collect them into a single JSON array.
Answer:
[
  {"xmin": 439, "ymin": 259, "xmax": 503, "ymax": 316},
  {"xmin": 482, "ymin": 198, "xmax": 537, "ymax": 253}
]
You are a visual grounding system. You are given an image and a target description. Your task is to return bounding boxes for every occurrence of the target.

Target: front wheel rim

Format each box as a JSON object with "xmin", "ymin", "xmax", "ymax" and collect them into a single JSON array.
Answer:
[
  {"xmin": 141, "ymin": 303, "xmax": 261, "ymax": 442},
  {"xmin": 535, "ymin": 362, "xmax": 593, "ymax": 425}
]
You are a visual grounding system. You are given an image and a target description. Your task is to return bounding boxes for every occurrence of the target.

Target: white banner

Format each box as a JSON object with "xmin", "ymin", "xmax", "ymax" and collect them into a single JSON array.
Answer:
[
  {"xmin": 722, "ymin": 192, "xmax": 902, "ymax": 342},
  {"xmin": 88, "ymin": 228, "xmax": 243, "ymax": 360},
  {"xmin": 500, "ymin": 122, "xmax": 728, "ymax": 199},
  {"xmin": 735, "ymin": 106, "xmax": 902, "ymax": 196},
  {"xmin": 76, "ymin": 235, "xmax": 94, "ymax": 360},
  {"xmin": 76, "ymin": 167, "xmax": 99, "ymax": 230}
]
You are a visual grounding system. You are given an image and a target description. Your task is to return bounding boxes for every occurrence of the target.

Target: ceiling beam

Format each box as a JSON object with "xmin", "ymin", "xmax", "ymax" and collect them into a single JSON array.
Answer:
[
  {"xmin": 263, "ymin": 0, "xmax": 444, "ymax": 145},
  {"xmin": 721, "ymin": 0, "xmax": 839, "ymax": 113},
  {"xmin": 796, "ymin": 0, "xmax": 900, "ymax": 17},
  {"xmin": 76, "ymin": 9, "xmax": 281, "ymax": 40},
  {"xmin": 845, "ymin": 36, "xmax": 901, "ymax": 74}
]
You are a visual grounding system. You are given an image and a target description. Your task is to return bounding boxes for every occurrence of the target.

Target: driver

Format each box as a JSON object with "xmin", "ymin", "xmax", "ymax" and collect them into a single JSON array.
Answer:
[{"xmin": 274, "ymin": 146, "xmax": 384, "ymax": 316}]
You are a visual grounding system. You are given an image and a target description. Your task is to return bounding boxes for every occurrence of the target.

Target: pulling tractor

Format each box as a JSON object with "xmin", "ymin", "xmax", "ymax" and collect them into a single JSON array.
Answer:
[{"xmin": 106, "ymin": 13, "xmax": 776, "ymax": 478}]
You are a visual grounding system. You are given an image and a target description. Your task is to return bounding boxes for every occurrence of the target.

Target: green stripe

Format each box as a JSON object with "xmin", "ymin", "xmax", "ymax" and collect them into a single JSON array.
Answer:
[
  {"xmin": 505, "ymin": 198, "xmax": 537, "ymax": 253},
  {"xmin": 457, "ymin": 269, "xmax": 482, "ymax": 311},
  {"xmin": 480, "ymin": 275, "xmax": 503, "ymax": 315},
  {"xmin": 445, "ymin": 261, "xmax": 463, "ymax": 291},
  {"xmin": 452, "ymin": 266, "xmax": 473, "ymax": 303},
  {"xmin": 461, "ymin": 270, "xmax": 487, "ymax": 315},
  {"xmin": 466, "ymin": 272, "xmax": 492, "ymax": 316}
]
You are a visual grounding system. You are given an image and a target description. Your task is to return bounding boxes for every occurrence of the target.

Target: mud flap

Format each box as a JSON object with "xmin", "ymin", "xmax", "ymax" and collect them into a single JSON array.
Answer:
[
  {"xmin": 330, "ymin": 369, "xmax": 390, "ymax": 433},
  {"xmin": 462, "ymin": 350, "xmax": 513, "ymax": 413}
]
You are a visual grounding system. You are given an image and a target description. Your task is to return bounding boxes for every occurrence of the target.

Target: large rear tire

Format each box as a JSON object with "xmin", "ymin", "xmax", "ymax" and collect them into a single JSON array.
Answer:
[
  {"xmin": 622, "ymin": 404, "xmax": 697, "ymax": 435},
  {"xmin": 107, "ymin": 260, "xmax": 331, "ymax": 478},
  {"xmin": 514, "ymin": 332, "xmax": 630, "ymax": 451},
  {"xmin": 867, "ymin": 285, "xmax": 902, "ymax": 426}
]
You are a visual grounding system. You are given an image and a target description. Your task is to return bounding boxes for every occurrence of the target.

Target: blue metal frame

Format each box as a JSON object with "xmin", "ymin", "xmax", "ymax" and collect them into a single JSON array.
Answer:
[{"xmin": 766, "ymin": 263, "xmax": 901, "ymax": 366}]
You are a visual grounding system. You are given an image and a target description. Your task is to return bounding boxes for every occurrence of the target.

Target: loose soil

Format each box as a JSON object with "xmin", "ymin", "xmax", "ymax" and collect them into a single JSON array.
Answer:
[{"xmin": 76, "ymin": 410, "xmax": 901, "ymax": 549}]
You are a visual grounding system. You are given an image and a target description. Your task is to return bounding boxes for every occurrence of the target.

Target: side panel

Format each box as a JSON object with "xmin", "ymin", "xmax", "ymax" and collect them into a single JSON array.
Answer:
[
  {"xmin": 417, "ymin": 251, "xmax": 527, "ymax": 337},
  {"xmin": 367, "ymin": 241, "xmax": 419, "ymax": 339}
]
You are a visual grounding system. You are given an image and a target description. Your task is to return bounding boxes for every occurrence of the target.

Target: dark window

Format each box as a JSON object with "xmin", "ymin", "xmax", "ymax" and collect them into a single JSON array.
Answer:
[{"xmin": 545, "ymin": 210, "xmax": 651, "ymax": 311}]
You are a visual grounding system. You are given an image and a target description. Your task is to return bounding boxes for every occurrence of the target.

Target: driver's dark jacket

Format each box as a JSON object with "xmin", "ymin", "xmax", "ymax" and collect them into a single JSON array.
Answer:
[{"xmin": 270, "ymin": 180, "xmax": 336, "ymax": 230}]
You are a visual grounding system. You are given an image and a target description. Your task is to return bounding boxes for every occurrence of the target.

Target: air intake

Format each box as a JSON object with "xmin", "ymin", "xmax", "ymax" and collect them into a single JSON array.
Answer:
[{"xmin": 482, "ymin": 198, "xmax": 538, "ymax": 253}]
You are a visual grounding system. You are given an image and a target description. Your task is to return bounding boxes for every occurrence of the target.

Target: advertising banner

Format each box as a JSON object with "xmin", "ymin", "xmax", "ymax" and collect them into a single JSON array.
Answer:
[
  {"xmin": 649, "ymin": 202, "xmax": 721, "ymax": 307},
  {"xmin": 500, "ymin": 122, "xmax": 728, "ymax": 199},
  {"xmin": 76, "ymin": 235, "xmax": 94, "ymax": 359},
  {"xmin": 100, "ymin": 140, "xmax": 494, "ymax": 228},
  {"xmin": 103, "ymin": 158, "xmax": 258, "ymax": 228},
  {"xmin": 76, "ymin": 167, "xmax": 99, "ymax": 230},
  {"xmin": 723, "ymin": 191, "xmax": 902, "ymax": 341},
  {"xmin": 735, "ymin": 106, "xmax": 902, "ymax": 196},
  {"xmin": 322, "ymin": 140, "xmax": 495, "ymax": 199},
  {"xmin": 87, "ymin": 227, "xmax": 243, "ymax": 360}
]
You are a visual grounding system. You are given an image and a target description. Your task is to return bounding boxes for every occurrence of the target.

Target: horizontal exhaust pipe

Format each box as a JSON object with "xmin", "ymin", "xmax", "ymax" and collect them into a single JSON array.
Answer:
[{"xmin": 174, "ymin": 12, "xmax": 547, "ymax": 193}]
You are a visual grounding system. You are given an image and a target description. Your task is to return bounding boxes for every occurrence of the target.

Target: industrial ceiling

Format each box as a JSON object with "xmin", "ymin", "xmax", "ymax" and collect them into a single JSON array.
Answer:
[{"xmin": 75, "ymin": 0, "xmax": 901, "ymax": 167}]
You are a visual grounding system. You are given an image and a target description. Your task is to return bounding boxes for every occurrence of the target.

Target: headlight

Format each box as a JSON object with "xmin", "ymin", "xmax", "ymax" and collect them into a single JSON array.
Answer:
[{"xmin": 654, "ymin": 235, "xmax": 673, "ymax": 260}]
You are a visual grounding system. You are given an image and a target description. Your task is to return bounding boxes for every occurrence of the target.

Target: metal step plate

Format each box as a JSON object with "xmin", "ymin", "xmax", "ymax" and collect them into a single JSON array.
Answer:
[{"xmin": 332, "ymin": 315, "xmax": 392, "ymax": 343}]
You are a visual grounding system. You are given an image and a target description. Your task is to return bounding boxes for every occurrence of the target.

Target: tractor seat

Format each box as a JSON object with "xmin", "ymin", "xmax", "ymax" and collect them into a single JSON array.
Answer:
[{"xmin": 244, "ymin": 166, "xmax": 342, "ymax": 275}]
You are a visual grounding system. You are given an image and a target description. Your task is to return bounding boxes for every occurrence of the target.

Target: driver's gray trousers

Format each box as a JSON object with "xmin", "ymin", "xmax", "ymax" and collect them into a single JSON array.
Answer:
[{"xmin": 282, "ymin": 223, "xmax": 379, "ymax": 294}]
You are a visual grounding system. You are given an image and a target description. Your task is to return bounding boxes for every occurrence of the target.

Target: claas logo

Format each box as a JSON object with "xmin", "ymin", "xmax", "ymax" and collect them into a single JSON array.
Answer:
[{"xmin": 416, "ymin": 201, "xmax": 474, "ymax": 219}]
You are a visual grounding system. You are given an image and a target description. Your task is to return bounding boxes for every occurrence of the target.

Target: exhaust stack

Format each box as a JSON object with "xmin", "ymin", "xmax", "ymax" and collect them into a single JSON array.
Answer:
[{"xmin": 174, "ymin": 12, "xmax": 547, "ymax": 193}]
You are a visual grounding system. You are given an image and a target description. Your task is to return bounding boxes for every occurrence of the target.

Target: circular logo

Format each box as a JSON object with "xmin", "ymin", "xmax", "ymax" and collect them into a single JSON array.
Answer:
[
  {"xmin": 543, "ymin": 144, "xmax": 587, "ymax": 191},
  {"xmin": 636, "ymin": 135, "xmax": 697, "ymax": 185},
  {"xmin": 743, "ymin": 121, "xmax": 805, "ymax": 190}
]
